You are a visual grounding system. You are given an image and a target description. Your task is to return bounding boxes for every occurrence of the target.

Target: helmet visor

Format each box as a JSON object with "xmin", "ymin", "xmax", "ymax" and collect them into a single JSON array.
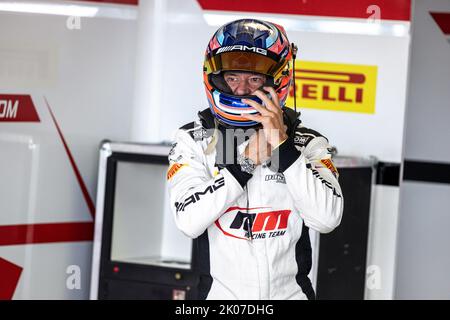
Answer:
[{"xmin": 204, "ymin": 51, "xmax": 287, "ymax": 79}]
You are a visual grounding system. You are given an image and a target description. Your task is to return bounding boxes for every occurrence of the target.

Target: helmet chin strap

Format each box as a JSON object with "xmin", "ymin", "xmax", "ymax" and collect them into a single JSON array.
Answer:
[{"xmin": 291, "ymin": 43, "xmax": 298, "ymax": 115}]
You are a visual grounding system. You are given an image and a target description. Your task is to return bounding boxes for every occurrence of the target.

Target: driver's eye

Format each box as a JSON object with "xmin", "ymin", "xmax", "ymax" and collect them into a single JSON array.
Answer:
[
  {"xmin": 250, "ymin": 78, "xmax": 263, "ymax": 83},
  {"xmin": 225, "ymin": 77, "xmax": 238, "ymax": 83}
]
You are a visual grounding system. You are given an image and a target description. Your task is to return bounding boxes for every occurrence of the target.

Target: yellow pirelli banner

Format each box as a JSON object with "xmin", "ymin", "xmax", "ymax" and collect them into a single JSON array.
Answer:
[{"xmin": 286, "ymin": 61, "xmax": 378, "ymax": 114}]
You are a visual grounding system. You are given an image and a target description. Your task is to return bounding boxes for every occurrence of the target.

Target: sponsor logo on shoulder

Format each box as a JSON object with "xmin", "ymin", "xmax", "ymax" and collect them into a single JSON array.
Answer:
[
  {"xmin": 265, "ymin": 173, "xmax": 286, "ymax": 184},
  {"xmin": 167, "ymin": 163, "xmax": 187, "ymax": 180},
  {"xmin": 320, "ymin": 158, "xmax": 339, "ymax": 178},
  {"xmin": 192, "ymin": 128, "xmax": 208, "ymax": 141},
  {"xmin": 294, "ymin": 135, "xmax": 310, "ymax": 146}
]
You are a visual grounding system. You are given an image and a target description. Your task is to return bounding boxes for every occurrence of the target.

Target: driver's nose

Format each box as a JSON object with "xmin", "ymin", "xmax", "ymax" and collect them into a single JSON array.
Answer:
[{"xmin": 234, "ymin": 81, "xmax": 251, "ymax": 96}]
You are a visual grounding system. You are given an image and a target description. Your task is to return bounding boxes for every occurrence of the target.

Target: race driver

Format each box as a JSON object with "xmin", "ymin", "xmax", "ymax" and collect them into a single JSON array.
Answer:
[{"xmin": 167, "ymin": 19, "xmax": 344, "ymax": 300}]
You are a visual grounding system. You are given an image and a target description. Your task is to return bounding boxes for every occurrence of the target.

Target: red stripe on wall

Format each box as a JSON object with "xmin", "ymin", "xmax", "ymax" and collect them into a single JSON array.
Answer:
[
  {"xmin": 44, "ymin": 97, "xmax": 96, "ymax": 218},
  {"xmin": 196, "ymin": 0, "xmax": 411, "ymax": 21},
  {"xmin": 76, "ymin": 0, "xmax": 138, "ymax": 5},
  {"xmin": 0, "ymin": 222, "xmax": 94, "ymax": 246},
  {"xmin": 430, "ymin": 12, "xmax": 450, "ymax": 35}
]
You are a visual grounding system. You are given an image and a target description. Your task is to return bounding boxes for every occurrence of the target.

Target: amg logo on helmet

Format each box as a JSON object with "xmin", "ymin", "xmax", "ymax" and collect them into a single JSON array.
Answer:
[{"xmin": 217, "ymin": 45, "xmax": 267, "ymax": 55}]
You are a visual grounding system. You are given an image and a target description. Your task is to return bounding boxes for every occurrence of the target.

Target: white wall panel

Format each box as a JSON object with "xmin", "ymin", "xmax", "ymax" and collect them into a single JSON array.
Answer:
[
  {"xmin": 403, "ymin": 0, "xmax": 450, "ymax": 162},
  {"xmin": 396, "ymin": 181, "xmax": 450, "ymax": 299},
  {"xmin": 396, "ymin": 0, "xmax": 450, "ymax": 299},
  {"xmin": 365, "ymin": 185, "xmax": 400, "ymax": 300},
  {"xmin": 0, "ymin": 5, "xmax": 137, "ymax": 299}
]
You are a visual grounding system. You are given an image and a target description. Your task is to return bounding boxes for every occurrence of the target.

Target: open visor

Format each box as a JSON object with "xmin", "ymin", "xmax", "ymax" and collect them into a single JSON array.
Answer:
[{"xmin": 204, "ymin": 51, "xmax": 288, "ymax": 79}]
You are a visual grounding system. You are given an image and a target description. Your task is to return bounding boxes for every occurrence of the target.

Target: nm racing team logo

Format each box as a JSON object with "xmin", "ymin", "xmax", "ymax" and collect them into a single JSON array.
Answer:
[{"xmin": 215, "ymin": 206, "xmax": 291, "ymax": 241}]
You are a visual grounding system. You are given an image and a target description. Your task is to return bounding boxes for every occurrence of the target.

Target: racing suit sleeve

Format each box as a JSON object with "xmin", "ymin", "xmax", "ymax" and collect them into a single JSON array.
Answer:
[
  {"xmin": 167, "ymin": 129, "xmax": 252, "ymax": 239},
  {"xmin": 274, "ymin": 130, "xmax": 344, "ymax": 234}
]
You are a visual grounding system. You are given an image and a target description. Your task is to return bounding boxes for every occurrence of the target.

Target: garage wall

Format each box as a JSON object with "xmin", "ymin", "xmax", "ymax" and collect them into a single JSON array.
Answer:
[
  {"xmin": 395, "ymin": 0, "xmax": 450, "ymax": 299},
  {"xmin": 0, "ymin": 1, "xmax": 138, "ymax": 299}
]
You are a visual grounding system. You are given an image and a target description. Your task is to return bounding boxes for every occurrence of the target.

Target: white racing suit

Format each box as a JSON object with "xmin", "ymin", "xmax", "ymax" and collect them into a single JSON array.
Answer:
[{"xmin": 167, "ymin": 108, "xmax": 344, "ymax": 300}]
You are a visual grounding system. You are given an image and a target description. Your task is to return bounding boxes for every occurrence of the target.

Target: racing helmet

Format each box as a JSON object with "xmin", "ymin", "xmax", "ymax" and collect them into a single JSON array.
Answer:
[{"xmin": 203, "ymin": 19, "xmax": 295, "ymax": 128}]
